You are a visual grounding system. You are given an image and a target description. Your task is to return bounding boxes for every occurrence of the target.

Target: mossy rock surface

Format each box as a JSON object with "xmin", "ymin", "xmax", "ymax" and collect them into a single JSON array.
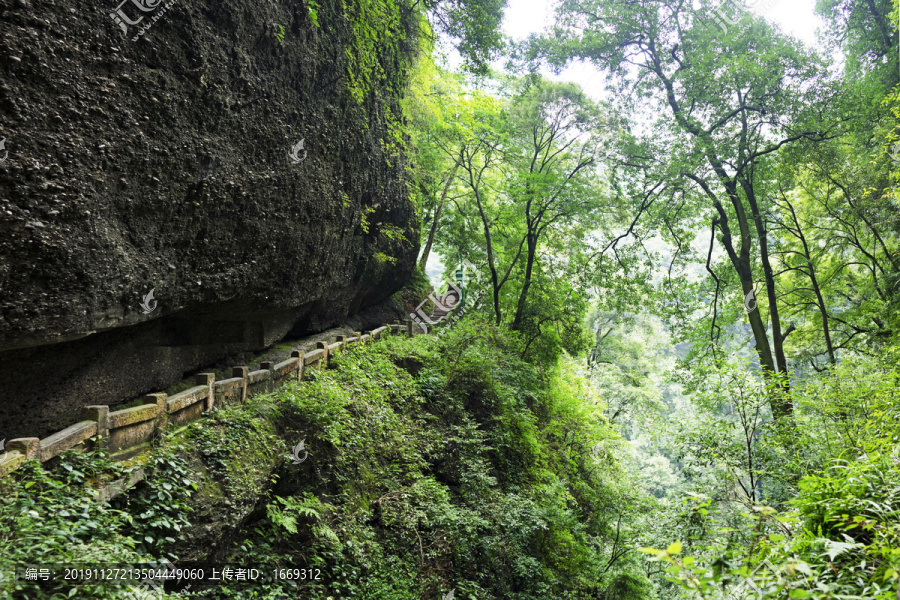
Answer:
[{"xmin": 167, "ymin": 402, "xmax": 284, "ymax": 563}]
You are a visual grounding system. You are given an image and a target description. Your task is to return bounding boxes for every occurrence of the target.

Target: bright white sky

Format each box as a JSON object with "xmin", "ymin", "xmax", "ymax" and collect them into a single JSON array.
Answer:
[
  {"xmin": 503, "ymin": 0, "xmax": 823, "ymax": 44},
  {"xmin": 500, "ymin": 0, "xmax": 825, "ymax": 101},
  {"xmin": 426, "ymin": 0, "xmax": 827, "ymax": 283}
]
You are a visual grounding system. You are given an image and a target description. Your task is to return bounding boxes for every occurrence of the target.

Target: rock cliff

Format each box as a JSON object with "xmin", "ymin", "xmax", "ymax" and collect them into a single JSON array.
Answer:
[{"xmin": 0, "ymin": 0, "xmax": 419, "ymax": 437}]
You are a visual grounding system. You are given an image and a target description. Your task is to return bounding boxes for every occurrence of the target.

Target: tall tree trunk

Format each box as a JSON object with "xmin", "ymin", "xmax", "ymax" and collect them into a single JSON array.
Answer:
[
  {"xmin": 710, "ymin": 194, "xmax": 792, "ymax": 420},
  {"xmin": 650, "ymin": 44, "xmax": 792, "ymax": 418},
  {"xmin": 511, "ymin": 233, "xmax": 537, "ymax": 331},
  {"xmin": 782, "ymin": 195, "xmax": 836, "ymax": 366},
  {"xmin": 474, "ymin": 187, "xmax": 502, "ymax": 324},
  {"xmin": 460, "ymin": 143, "xmax": 516, "ymax": 326},
  {"xmin": 742, "ymin": 183, "xmax": 793, "ymax": 412},
  {"xmin": 419, "ymin": 159, "xmax": 460, "ymax": 271}
]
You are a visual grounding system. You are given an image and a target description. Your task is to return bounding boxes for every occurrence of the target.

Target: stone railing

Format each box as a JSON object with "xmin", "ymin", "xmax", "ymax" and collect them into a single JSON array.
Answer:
[{"xmin": 0, "ymin": 320, "xmax": 418, "ymax": 488}]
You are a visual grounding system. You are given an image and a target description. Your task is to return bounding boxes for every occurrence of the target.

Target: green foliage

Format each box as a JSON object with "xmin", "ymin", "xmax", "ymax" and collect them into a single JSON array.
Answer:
[
  {"xmin": 272, "ymin": 24, "xmax": 285, "ymax": 43},
  {"xmin": 645, "ymin": 449, "xmax": 900, "ymax": 599},
  {"xmin": 586, "ymin": 311, "xmax": 668, "ymax": 427},
  {"xmin": 638, "ymin": 347, "xmax": 900, "ymax": 599},
  {"xmin": 342, "ymin": 0, "xmax": 406, "ymax": 108},
  {"xmin": 600, "ymin": 573, "xmax": 653, "ymax": 600},
  {"xmin": 114, "ymin": 451, "xmax": 198, "ymax": 558},
  {"xmin": 0, "ymin": 455, "xmax": 141, "ymax": 599},
  {"xmin": 373, "ymin": 251, "xmax": 398, "ymax": 265},
  {"xmin": 180, "ymin": 402, "xmax": 281, "ymax": 508},
  {"xmin": 0, "ymin": 448, "xmax": 201, "ymax": 599},
  {"xmin": 425, "ymin": 75, "xmax": 612, "ymax": 361},
  {"xmin": 341, "ymin": 0, "xmax": 506, "ymax": 130},
  {"xmin": 420, "ymin": 0, "xmax": 508, "ymax": 74},
  {"xmin": 815, "ymin": 0, "xmax": 898, "ymax": 86},
  {"xmin": 0, "ymin": 394, "xmax": 288, "ymax": 599},
  {"xmin": 192, "ymin": 320, "xmax": 652, "ymax": 599},
  {"xmin": 359, "ymin": 205, "xmax": 375, "ymax": 234},
  {"xmin": 531, "ymin": 0, "xmax": 897, "ymax": 421},
  {"xmin": 307, "ymin": 0, "xmax": 321, "ymax": 28},
  {"xmin": 504, "ymin": 6, "xmax": 900, "ymax": 597},
  {"xmin": 267, "ymin": 494, "xmax": 336, "ymax": 542}
]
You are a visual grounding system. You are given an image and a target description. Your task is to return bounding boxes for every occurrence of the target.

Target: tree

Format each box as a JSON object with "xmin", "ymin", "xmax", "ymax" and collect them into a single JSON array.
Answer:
[
  {"xmin": 504, "ymin": 79, "xmax": 610, "ymax": 332},
  {"xmin": 433, "ymin": 76, "xmax": 611, "ymax": 363},
  {"xmin": 439, "ymin": 89, "xmax": 518, "ymax": 325},
  {"xmin": 421, "ymin": 0, "xmax": 509, "ymax": 74},
  {"xmin": 815, "ymin": 0, "xmax": 898, "ymax": 87},
  {"xmin": 767, "ymin": 156, "xmax": 898, "ymax": 370},
  {"xmin": 534, "ymin": 0, "xmax": 839, "ymax": 419},
  {"xmin": 405, "ymin": 67, "xmax": 482, "ymax": 275},
  {"xmin": 419, "ymin": 153, "xmax": 461, "ymax": 271}
]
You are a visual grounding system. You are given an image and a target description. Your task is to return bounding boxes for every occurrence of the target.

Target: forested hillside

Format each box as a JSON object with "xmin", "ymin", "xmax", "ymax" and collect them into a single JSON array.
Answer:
[{"xmin": 1, "ymin": 0, "xmax": 899, "ymax": 598}]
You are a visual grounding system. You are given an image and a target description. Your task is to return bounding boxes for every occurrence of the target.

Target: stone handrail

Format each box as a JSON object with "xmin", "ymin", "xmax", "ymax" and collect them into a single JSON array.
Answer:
[{"xmin": 0, "ymin": 321, "xmax": 413, "ymax": 483}]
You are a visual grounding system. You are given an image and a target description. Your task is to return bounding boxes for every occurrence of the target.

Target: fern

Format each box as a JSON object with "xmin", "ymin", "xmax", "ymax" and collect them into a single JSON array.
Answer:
[
  {"xmin": 267, "ymin": 495, "xmax": 326, "ymax": 535},
  {"xmin": 312, "ymin": 523, "xmax": 341, "ymax": 546}
]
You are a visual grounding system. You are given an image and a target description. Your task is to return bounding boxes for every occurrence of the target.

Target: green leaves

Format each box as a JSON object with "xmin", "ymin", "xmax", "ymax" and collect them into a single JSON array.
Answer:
[
  {"xmin": 0, "ymin": 458, "xmax": 143, "ymax": 598},
  {"xmin": 820, "ymin": 539, "xmax": 864, "ymax": 561},
  {"xmin": 426, "ymin": 74, "xmax": 611, "ymax": 356},
  {"xmin": 194, "ymin": 323, "xmax": 651, "ymax": 598},
  {"xmin": 307, "ymin": 0, "xmax": 321, "ymax": 28}
]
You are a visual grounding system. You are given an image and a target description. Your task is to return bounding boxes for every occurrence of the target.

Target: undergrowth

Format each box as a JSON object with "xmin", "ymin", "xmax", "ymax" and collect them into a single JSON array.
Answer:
[
  {"xmin": 195, "ymin": 319, "xmax": 651, "ymax": 599},
  {"xmin": 0, "ymin": 320, "xmax": 653, "ymax": 599}
]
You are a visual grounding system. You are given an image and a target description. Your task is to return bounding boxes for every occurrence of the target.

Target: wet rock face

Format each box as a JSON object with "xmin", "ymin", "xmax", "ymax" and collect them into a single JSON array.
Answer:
[{"xmin": 0, "ymin": 0, "xmax": 418, "ymax": 436}]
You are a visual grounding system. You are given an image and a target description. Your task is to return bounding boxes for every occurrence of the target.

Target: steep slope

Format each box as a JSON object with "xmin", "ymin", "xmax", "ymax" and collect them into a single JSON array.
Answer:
[
  {"xmin": 0, "ymin": 322, "xmax": 652, "ymax": 600},
  {"xmin": 0, "ymin": 0, "xmax": 419, "ymax": 436}
]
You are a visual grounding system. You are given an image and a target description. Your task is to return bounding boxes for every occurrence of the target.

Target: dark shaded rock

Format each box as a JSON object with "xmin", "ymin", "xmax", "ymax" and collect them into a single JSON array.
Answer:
[
  {"xmin": 0, "ymin": 0, "xmax": 419, "ymax": 437},
  {"xmin": 395, "ymin": 355, "xmax": 425, "ymax": 376}
]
